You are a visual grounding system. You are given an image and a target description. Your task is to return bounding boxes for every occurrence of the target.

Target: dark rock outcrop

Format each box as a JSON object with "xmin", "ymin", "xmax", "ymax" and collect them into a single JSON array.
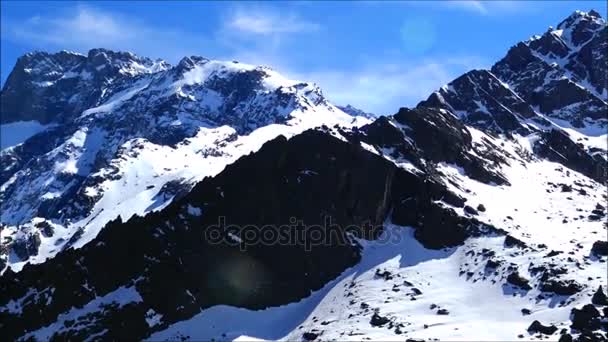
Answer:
[
  {"xmin": 540, "ymin": 279, "xmax": 583, "ymax": 296},
  {"xmin": 370, "ymin": 313, "xmax": 391, "ymax": 327},
  {"xmin": 303, "ymin": 332, "xmax": 319, "ymax": 341},
  {"xmin": 591, "ymin": 241, "xmax": 608, "ymax": 256},
  {"xmin": 419, "ymin": 70, "xmax": 539, "ymax": 134},
  {"xmin": 592, "ymin": 286, "xmax": 608, "ymax": 306},
  {"xmin": 571, "ymin": 304, "xmax": 601, "ymax": 332},
  {"xmin": 528, "ymin": 320, "xmax": 558, "ymax": 335},
  {"xmin": 507, "ymin": 272, "xmax": 532, "ymax": 290},
  {"xmin": 11, "ymin": 232, "xmax": 41, "ymax": 260}
]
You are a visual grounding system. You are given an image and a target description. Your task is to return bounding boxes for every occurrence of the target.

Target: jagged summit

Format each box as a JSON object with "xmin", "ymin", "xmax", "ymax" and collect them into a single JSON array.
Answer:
[
  {"xmin": 434, "ymin": 9, "xmax": 608, "ymax": 130},
  {"xmin": 557, "ymin": 9, "xmax": 605, "ymax": 34},
  {"xmin": 1, "ymin": 48, "xmax": 336, "ymax": 128}
]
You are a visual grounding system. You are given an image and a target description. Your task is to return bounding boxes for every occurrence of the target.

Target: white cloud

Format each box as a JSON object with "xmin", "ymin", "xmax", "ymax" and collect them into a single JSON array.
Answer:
[
  {"xmin": 293, "ymin": 56, "xmax": 487, "ymax": 116},
  {"xmin": 4, "ymin": 6, "xmax": 208, "ymax": 62},
  {"xmin": 11, "ymin": 7, "xmax": 132, "ymax": 47},
  {"xmin": 225, "ymin": 8, "xmax": 321, "ymax": 35}
]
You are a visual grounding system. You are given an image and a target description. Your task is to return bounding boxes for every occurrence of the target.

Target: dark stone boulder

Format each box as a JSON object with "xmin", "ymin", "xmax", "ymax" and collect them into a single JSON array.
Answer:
[
  {"xmin": 591, "ymin": 241, "xmax": 608, "ymax": 256},
  {"xmin": 507, "ymin": 272, "xmax": 532, "ymax": 290},
  {"xmin": 528, "ymin": 320, "xmax": 558, "ymax": 335},
  {"xmin": 303, "ymin": 332, "xmax": 319, "ymax": 341},
  {"xmin": 437, "ymin": 308, "xmax": 450, "ymax": 315},
  {"xmin": 486, "ymin": 259, "xmax": 502, "ymax": 269},
  {"xmin": 375, "ymin": 269, "xmax": 393, "ymax": 281},
  {"xmin": 370, "ymin": 313, "xmax": 390, "ymax": 327},
  {"xmin": 571, "ymin": 304, "xmax": 601, "ymax": 332},
  {"xmin": 592, "ymin": 286, "xmax": 608, "ymax": 306},
  {"xmin": 464, "ymin": 205, "xmax": 478, "ymax": 216},
  {"xmin": 477, "ymin": 204, "xmax": 486, "ymax": 212},
  {"xmin": 540, "ymin": 279, "xmax": 583, "ymax": 296}
]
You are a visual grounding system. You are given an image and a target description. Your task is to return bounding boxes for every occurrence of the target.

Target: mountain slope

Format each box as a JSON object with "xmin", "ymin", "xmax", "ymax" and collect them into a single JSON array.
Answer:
[{"xmin": 0, "ymin": 129, "xmax": 497, "ymax": 340}]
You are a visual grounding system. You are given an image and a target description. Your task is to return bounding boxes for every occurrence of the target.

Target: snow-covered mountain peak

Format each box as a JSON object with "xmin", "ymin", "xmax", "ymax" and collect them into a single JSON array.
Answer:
[{"xmin": 0, "ymin": 48, "xmax": 369, "ymax": 272}]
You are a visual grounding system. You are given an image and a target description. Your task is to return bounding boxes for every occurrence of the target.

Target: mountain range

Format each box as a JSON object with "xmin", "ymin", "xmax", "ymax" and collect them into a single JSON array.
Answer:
[{"xmin": 0, "ymin": 9, "xmax": 607, "ymax": 342}]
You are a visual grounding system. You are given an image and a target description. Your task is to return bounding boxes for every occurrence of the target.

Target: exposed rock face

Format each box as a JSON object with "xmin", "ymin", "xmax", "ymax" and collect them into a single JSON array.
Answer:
[
  {"xmin": 491, "ymin": 11, "xmax": 607, "ymax": 128},
  {"xmin": 346, "ymin": 106, "xmax": 510, "ymax": 186},
  {"xmin": 419, "ymin": 69, "xmax": 541, "ymax": 134},
  {"xmin": 11, "ymin": 232, "xmax": 41, "ymax": 261},
  {"xmin": 534, "ymin": 129, "xmax": 607, "ymax": 183}
]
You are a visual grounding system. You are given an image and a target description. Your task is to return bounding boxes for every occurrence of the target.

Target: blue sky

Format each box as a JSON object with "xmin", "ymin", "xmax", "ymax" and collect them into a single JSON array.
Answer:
[{"xmin": 1, "ymin": 1, "xmax": 606, "ymax": 115}]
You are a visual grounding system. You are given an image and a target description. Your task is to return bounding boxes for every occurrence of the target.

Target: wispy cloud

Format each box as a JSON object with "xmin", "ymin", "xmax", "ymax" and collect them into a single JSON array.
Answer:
[
  {"xmin": 214, "ymin": 6, "xmax": 322, "ymax": 71},
  {"xmin": 445, "ymin": 1, "xmax": 488, "ymax": 14},
  {"xmin": 293, "ymin": 56, "xmax": 487, "ymax": 116},
  {"xmin": 226, "ymin": 8, "xmax": 321, "ymax": 35},
  {"xmin": 414, "ymin": 1, "xmax": 522, "ymax": 15},
  {"xmin": 3, "ymin": 5, "xmax": 209, "ymax": 61},
  {"xmin": 11, "ymin": 7, "xmax": 134, "ymax": 47}
]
